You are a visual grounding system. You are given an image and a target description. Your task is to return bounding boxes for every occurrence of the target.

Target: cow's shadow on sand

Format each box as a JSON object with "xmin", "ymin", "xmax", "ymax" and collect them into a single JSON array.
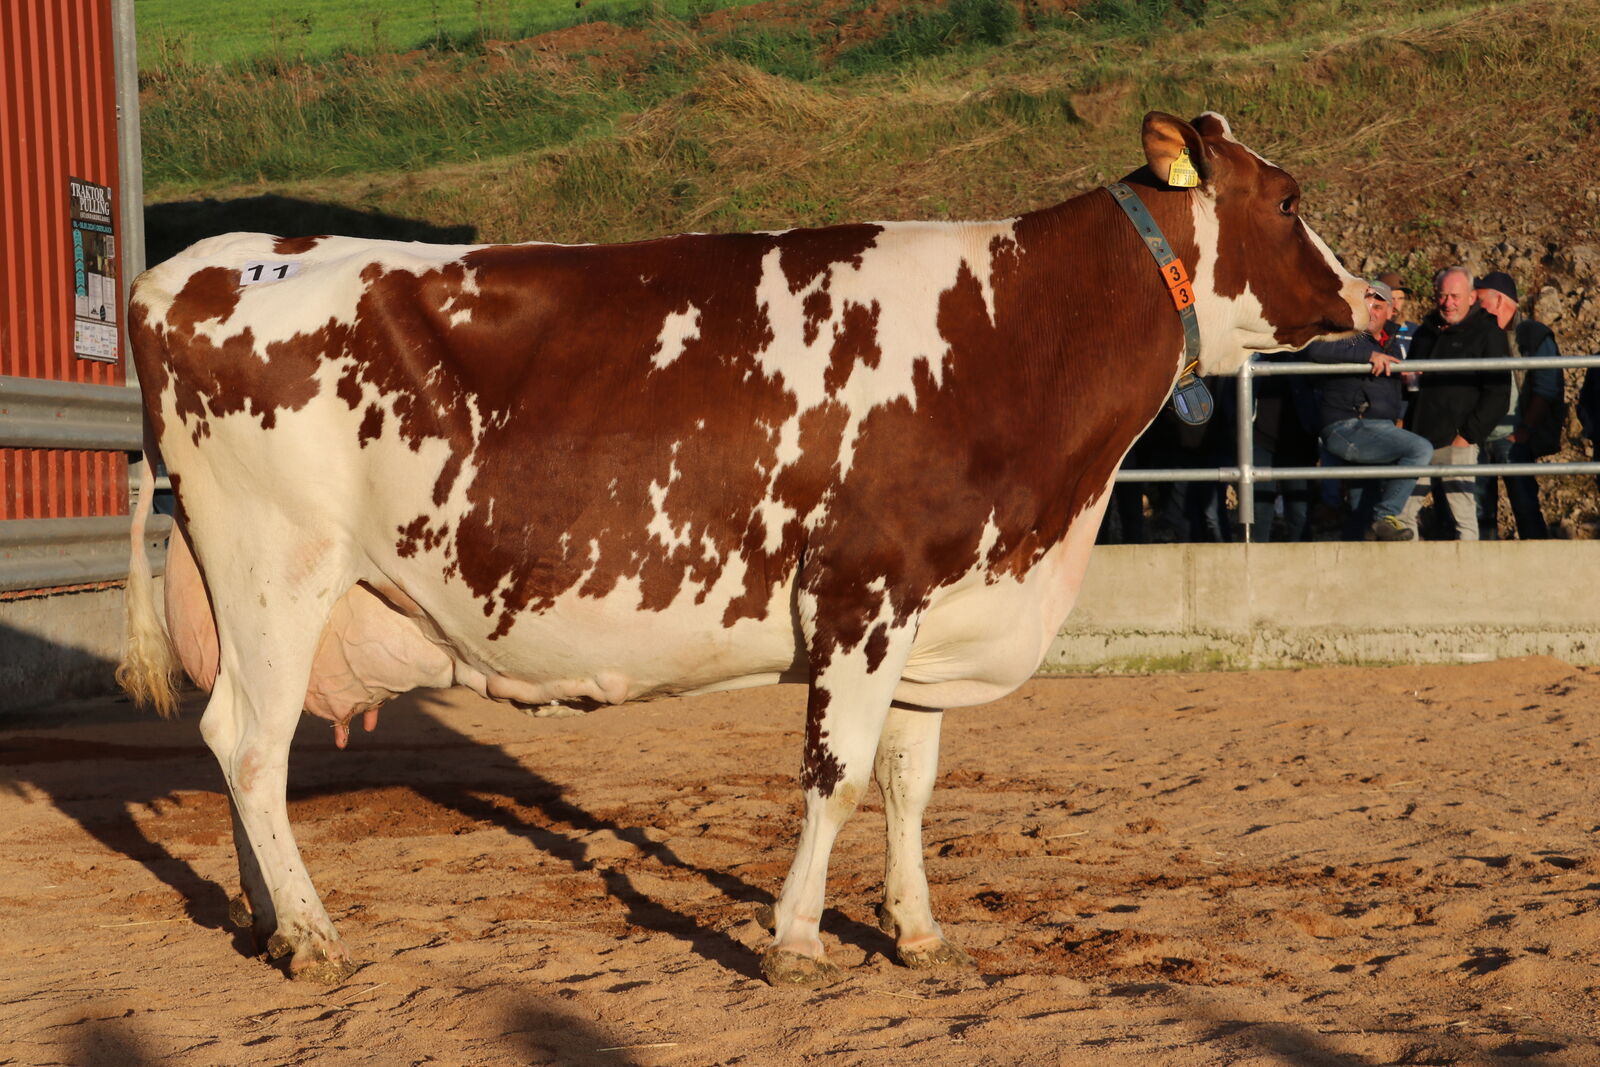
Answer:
[
  {"xmin": 301, "ymin": 688, "xmax": 850, "ymax": 981},
  {"xmin": 409, "ymin": 740, "xmax": 791, "ymax": 977},
  {"xmin": 3, "ymin": 675, "xmax": 1586, "ymax": 1064},
  {"xmin": 0, "ymin": 694, "xmax": 241, "ymax": 946},
  {"xmin": 0, "ymin": 683, "xmax": 879, "ymax": 983}
]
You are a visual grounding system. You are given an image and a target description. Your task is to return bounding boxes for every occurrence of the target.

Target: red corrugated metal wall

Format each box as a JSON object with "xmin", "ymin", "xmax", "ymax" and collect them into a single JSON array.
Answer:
[{"xmin": 0, "ymin": 0, "xmax": 128, "ymax": 520}]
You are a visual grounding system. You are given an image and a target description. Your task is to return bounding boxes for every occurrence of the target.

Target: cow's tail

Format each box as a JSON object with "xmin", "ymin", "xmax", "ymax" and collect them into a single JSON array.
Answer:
[{"xmin": 116, "ymin": 447, "xmax": 180, "ymax": 718}]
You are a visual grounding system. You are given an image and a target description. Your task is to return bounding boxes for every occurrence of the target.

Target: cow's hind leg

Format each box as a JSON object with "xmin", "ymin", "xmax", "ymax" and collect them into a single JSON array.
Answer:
[
  {"xmin": 875, "ymin": 703, "xmax": 974, "ymax": 969},
  {"xmin": 225, "ymin": 795, "xmax": 272, "ymax": 946},
  {"xmin": 203, "ymin": 674, "xmax": 353, "ymax": 982},
  {"xmin": 197, "ymin": 541, "xmax": 356, "ymax": 983},
  {"xmin": 763, "ymin": 594, "xmax": 918, "ymax": 986}
]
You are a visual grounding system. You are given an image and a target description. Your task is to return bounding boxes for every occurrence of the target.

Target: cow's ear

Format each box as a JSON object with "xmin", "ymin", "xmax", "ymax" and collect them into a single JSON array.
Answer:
[
  {"xmin": 1141, "ymin": 111, "xmax": 1210, "ymax": 189},
  {"xmin": 1191, "ymin": 112, "xmax": 1234, "ymax": 141}
]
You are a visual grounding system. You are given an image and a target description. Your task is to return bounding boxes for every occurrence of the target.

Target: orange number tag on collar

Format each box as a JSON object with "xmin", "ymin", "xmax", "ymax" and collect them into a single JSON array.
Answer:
[{"xmin": 1161, "ymin": 259, "xmax": 1195, "ymax": 311}]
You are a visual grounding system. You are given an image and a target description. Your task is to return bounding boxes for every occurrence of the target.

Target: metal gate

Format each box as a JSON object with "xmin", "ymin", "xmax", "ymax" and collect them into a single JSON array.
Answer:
[{"xmin": 0, "ymin": 0, "xmax": 153, "ymax": 598}]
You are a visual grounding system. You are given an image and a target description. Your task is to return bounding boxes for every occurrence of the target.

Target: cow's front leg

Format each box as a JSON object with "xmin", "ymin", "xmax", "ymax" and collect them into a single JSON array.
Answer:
[
  {"xmin": 763, "ymin": 593, "xmax": 917, "ymax": 986},
  {"xmin": 875, "ymin": 702, "xmax": 973, "ymax": 969}
]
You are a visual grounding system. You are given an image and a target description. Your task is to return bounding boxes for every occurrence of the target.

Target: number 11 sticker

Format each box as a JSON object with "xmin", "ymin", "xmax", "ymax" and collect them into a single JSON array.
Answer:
[{"xmin": 240, "ymin": 261, "xmax": 301, "ymax": 285}]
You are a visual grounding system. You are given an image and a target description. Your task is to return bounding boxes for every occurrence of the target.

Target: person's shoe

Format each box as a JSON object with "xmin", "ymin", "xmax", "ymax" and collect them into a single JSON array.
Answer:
[{"xmin": 1369, "ymin": 515, "xmax": 1415, "ymax": 542}]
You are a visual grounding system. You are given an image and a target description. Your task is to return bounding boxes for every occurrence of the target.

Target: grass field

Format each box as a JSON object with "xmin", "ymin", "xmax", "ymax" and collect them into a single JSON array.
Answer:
[
  {"xmin": 129, "ymin": 0, "xmax": 1600, "ymax": 527},
  {"xmin": 137, "ymin": 0, "xmax": 1600, "ymax": 254},
  {"xmin": 136, "ymin": 0, "xmax": 767, "ymax": 68}
]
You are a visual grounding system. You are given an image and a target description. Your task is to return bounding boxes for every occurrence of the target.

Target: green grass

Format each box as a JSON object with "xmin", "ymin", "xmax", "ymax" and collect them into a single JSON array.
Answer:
[
  {"xmin": 833, "ymin": 0, "xmax": 1019, "ymax": 73},
  {"xmin": 135, "ymin": 0, "xmax": 768, "ymax": 69},
  {"xmin": 710, "ymin": 25, "xmax": 828, "ymax": 81},
  {"xmin": 137, "ymin": 0, "xmax": 1600, "ymax": 257},
  {"xmin": 135, "ymin": 0, "xmax": 1049, "ymax": 192},
  {"xmin": 142, "ymin": 55, "xmax": 643, "ymax": 186}
]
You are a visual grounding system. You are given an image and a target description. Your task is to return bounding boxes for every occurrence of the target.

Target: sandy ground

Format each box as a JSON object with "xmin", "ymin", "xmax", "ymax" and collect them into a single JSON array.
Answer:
[{"xmin": 4, "ymin": 658, "xmax": 1600, "ymax": 1066}]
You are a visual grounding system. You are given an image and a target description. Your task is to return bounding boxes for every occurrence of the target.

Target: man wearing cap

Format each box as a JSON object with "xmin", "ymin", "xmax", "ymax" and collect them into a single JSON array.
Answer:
[
  {"xmin": 1303, "ymin": 281, "xmax": 1433, "ymax": 541},
  {"xmin": 1378, "ymin": 271, "xmax": 1419, "ymax": 339},
  {"xmin": 1473, "ymin": 270, "xmax": 1563, "ymax": 539},
  {"xmin": 1379, "ymin": 271, "xmax": 1423, "ymax": 414},
  {"xmin": 1399, "ymin": 266, "xmax": 1512, "ymax": 540}
]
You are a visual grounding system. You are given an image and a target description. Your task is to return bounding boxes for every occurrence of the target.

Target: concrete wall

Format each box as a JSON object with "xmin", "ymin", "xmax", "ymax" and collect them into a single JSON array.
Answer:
[
  {"xmin": 0, "ymin": 584, "xmax": 129, "ymax": 714},
  {"xmin": 3, "ymin": 543, "xmax": 1595, "ymax": 714},
  {"xmin": 1045, "ymin": 541, "xmax": 1600, "ymax": 672}
]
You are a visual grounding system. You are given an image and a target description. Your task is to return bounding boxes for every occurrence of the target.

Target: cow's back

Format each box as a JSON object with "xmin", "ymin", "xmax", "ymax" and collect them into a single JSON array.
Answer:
[
  {"xmin": 131, "ymin": 228, "xmax": 931, "ymax": 708},
  {"xmin": 129, "ymin": 214, "xmax": 1163, "ymax": 715}
]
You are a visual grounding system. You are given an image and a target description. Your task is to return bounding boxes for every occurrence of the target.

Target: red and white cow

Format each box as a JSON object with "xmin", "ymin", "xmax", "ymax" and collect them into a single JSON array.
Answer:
[{"xmin": 120, "ymin": 112, "xmax": 1365, "ymax": 985}]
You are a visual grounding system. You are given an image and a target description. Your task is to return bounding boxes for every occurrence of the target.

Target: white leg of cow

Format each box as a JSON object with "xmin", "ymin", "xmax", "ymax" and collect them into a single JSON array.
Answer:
[
  {"xmin": 875, "ymin": 703, "xmax": 973, "ymax": 969},
  {"xmin": 225, "ymin": 794, "xmax": 271, "ymax": 939},
  {"xmin": 196, "ymin": 541, "xmax": 356, "ymax": 983},
  {"xmin": 202, "ymin": 670, "xmax": 354, "ymax": 982},
  {"xmin": 762, "ymin": 601, "xmax": 918, "ymax": 986}
]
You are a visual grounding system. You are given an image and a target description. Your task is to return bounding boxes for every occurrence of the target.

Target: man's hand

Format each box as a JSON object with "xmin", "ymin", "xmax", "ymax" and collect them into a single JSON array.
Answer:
[
  {"xmin": 1369, "ymin": 352, "xmax": 1401, "ymax": 376},
  {"xmin": 1451, "ymin": 435, "xmax": 1470, "ymax": 447}
]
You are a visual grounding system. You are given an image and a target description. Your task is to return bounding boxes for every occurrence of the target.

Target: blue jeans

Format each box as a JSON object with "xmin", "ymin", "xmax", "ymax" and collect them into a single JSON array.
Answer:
[
  {"xmin": 1476, "ymin": 436, "xmax": 1549, "ymax": 539},
  {"xmin": 1252, "ymin": 439, "xmax": 1311, "ymax": 542},
  {"xmin": 1320, "ymin": 417, "xmax": 1434, "ymax": 524}
]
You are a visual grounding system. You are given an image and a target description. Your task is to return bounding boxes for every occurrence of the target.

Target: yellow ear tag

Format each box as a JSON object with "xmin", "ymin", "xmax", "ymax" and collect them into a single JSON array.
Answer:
[{"xmin": 1167, "ymin": 149, "xmax": 1200, "ymax": 188}]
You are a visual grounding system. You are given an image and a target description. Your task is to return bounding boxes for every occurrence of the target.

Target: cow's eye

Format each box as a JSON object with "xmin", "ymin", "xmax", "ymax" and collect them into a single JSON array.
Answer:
[{"xmin": 1279, "ymin": 196, "xmax": 1299, "ymax": 216}]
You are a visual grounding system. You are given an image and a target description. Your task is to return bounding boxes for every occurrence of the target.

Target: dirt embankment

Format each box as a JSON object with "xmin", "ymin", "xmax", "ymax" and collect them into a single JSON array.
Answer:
[{"xmin": 1313, "ymin": 157, "xmax": 1600, "ymax": 531}]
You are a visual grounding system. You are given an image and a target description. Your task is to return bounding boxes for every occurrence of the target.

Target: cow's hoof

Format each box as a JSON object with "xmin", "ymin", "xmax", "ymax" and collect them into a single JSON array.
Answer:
[
  {"xmin": 898, "ymin": 939, "xmax": 976, "ymax": 970},
  {"xmin": 265, "ymin": 926, "xmax": 355, "ymax": 983},
  {"xmin": 760, "ymin": 948, "xmax": 842, "ymax": 987},
  {"xmin": 289, "ymin": 951, "xmax": 360, "ymax": 984},
  {"xmin": 265, "ymin": 930, "xmax": 294, "ymax": 960},
  {"xmin": 228, "ymin": 894, "xmax": 274, "ymax": 954}
]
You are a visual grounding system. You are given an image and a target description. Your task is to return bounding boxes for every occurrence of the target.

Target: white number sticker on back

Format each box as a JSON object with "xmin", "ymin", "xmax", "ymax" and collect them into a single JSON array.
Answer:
[{"xmin": 240, "ymin": 261, "xmax": 302, "ymax": 285}]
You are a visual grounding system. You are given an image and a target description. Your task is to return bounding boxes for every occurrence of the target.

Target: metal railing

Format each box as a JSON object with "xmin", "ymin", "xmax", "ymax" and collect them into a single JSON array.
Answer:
[
  {"xmin": 4, "ymin": 356, "xmax": 1598, "ymax": 586},
  {"xmin": 1114, "ymin": 354, "xmax": 1600, "ymax": 541},
  {"xmin": 0, "ymin": 374, "xmax": 143, "ymax": 450},
  {"xmin": 0, "ymin": 514, "xmax": 170, "ymax": 593},
  {"xmin": 0, "ymin": 375, "xmax": 158, "ymax": 592}
]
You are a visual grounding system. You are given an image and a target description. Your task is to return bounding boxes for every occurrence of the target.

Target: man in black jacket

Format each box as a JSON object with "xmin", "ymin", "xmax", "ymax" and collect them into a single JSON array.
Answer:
[
  {"xmin": 1399, "ymin": 266, "xmax": 1512, "ymax": 540},
  {"xmin": 1472, "ymin": 270, "xmax": 1563, "ymax": 539},
  {"xmin": 1305, "ymin": 282, "xmax": 1434, "ymax": 541}
]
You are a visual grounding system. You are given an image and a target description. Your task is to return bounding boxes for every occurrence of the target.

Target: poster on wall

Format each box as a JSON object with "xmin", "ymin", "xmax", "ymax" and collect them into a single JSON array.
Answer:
[{"xmin": 69, "ymin": 176, "xmax": 118, "ymax": 363}]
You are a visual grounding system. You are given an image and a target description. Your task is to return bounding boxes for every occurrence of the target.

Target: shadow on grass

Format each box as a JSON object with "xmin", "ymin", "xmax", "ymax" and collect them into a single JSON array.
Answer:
[{"xmin": 144, "ymin": 195, "xmax": 476, "ymax": 266}]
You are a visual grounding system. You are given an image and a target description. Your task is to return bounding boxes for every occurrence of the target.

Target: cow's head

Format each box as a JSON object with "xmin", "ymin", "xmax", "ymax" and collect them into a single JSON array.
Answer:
[{"xmin": 1136, "ymin": 111, "xmax": 1367, "ymax": 375}]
